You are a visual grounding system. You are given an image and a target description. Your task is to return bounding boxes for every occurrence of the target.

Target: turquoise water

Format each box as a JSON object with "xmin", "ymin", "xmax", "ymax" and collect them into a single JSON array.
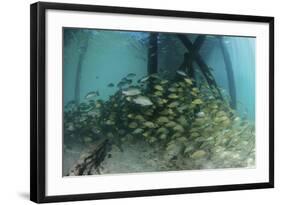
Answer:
[
  {"xmin": 63, "ymin": 29, "xmax": 255, "ymax": 119},
  {"xmin": 63, "ymin": 28, "xmax": 256, "ymax": 176},
  {"xmin": 202, "ymin": 36, "xmax": 255, "ymax": 120}
]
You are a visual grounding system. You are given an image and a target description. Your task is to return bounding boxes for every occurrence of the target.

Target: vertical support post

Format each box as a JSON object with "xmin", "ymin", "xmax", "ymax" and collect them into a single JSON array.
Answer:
[
  {"xmin": 147, "ymin": 33, "xmax": 158, "ymax": 90},
  {"xmin": 147, "ymin": 33, "xmax": 158, "ymax": 75},
  {"xmin": 187, "ymin": 53, "xmax": 195, "ymax": 79},
  {"xmin": 74, "ymin": 36, "xmax": 89, "ymax": 106}
]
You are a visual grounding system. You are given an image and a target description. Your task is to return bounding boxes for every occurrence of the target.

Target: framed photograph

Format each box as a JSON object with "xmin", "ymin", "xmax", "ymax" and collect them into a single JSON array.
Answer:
[{"xmin": 30, "ymin": 2, "xmax": 274, "ymax": 203}]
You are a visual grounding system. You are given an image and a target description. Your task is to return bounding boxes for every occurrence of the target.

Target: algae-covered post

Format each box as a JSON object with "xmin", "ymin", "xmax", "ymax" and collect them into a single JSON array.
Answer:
[
  {"xmin": 74, "ymin": 31, "xmax": 90, "ymax": 106},
  {"xmin": 177, "ymin": 35, "xmax": 204, "ymax": 75},
  {"xmin": 147, "ymin": 32, "xmax": 158, "ymax": 74},
  {"xmin": 189, "ymin": 35, "xmax": 206, "ymax": 78},
  {"xmin": 178, "ymin": 52, "xmax": 189, "ymax": 73},
  {"xmin": 178, "ymin": 52, "xmax": 195, "ymax": 78},
  {"xmin": 218, "ymin": 37, "xmax": 237, "ymax": 109},
  {"xmin": 177, "ymin": 34, "xmax": 224, "ymax": 100},
  {"xmin": 147, "ymin": 33, "xmax": 158, "ymax": 89}
]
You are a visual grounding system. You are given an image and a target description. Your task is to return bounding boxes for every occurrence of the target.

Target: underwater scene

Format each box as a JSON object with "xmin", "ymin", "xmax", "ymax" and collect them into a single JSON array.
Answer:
[{"xmin": 63, "ymin": 28, "xmax": 256, "ymax": 176}]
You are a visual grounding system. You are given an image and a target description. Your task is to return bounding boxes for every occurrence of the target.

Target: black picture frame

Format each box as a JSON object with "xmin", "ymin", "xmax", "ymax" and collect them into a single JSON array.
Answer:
[{"xmin": 30, "ymin": 1, "xmax": 274, "ymax": 203}]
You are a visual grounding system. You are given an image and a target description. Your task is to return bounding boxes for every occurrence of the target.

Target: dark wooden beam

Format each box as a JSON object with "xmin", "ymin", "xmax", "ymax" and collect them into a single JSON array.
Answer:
[
  {"xmin": 189, "ymin": 36, "xmax": 205, "ymax": 79},
  {"xmin": 178, "ymin": 52, "xmax": 189, "ymax": 72},
  {"xmin": 147, "ymin": 33, "xmax": 158, "ymax": 75},
  {"xmin": 193, "ymin": 35, "xmax": 206, "ymax": 51},
  {"xmin": 147, "ymin": 33, "xmax": 158, "ymax": 90},
  {"xmin": 179, "ymin": 36, "xmax": 206, "ymax": 79},
  {"xmin": 177, "ymin": 34, "xmax": 223, "ymax": 100}
]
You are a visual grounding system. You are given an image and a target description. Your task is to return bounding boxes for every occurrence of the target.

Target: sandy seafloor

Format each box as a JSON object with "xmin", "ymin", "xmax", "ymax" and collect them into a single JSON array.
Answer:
[{"xmin": 63, "ymin": 135, "xmax": 255, "ymax": 176}]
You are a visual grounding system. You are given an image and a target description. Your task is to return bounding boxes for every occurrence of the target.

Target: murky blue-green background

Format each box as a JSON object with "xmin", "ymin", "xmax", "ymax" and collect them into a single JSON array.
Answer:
[
  {"xmin": 63, "ymin": 28, "xmax": 255, "ymax": 120},
  {"xmin": 63, "ymin": 28, "xmax": 256, "ymax": 175}
]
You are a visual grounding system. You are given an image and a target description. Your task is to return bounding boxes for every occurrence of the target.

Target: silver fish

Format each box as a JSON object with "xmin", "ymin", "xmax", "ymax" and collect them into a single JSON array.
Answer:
[
  {"xmin": 138, "ymin": 76, "xmax": 150, "ymax": 83},
  {"xmin": 122, "ymin": 88, "xmax": 141, "ymax": 96},
  {"xmin": 176, "ymin": 70, "xmax": 188, "ymax": 77},
  {"xmin": 133, "ymin": 96, "xmax": 153, "ymax": 106},
  {"xmin": 85, "ymin": 91, "xmax": 99, "ymax": 99},
  {"xmin": 196, "ymin": 111, "xmax": 205, "ymax": 118}
]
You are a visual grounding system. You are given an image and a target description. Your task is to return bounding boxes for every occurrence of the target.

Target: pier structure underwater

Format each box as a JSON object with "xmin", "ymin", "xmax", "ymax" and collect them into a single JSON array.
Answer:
[{"xmin": 63, "ymin": 30, "xmax": 255, "ymax": 176}]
